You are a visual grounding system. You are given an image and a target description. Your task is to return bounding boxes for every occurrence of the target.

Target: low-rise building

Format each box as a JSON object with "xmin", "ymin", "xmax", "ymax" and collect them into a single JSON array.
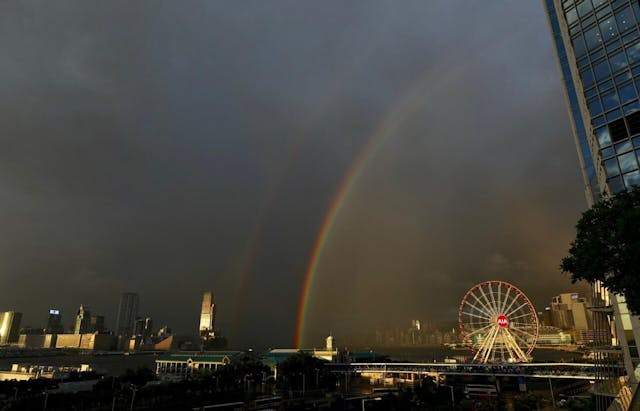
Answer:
[
  {"xmin": 55, "ymin": 333, "xmax": 115, "ymax": 350},
  {"xmin": 537, "ymin": 326, "xmax": 573, "ymax": 346},
  {"xmin": 18, "ymin": 334, "xmax": 57, "ymax": 349},
  {"xmin": 0, "ymin": 364, "xmax": 92, "ymax": 381},
  {"xmin": 155, "ymin": 351, "xmax": 242, "ymax": 379}
]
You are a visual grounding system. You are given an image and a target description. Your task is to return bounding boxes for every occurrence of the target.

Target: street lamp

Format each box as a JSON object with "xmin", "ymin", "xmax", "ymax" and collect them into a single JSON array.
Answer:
[
  {"xmin": 129, "ymin": 385, "xmax": 138, "ymax": 411},
  {"xmin": 302, "ymin": 373, "xmax": 306, "ymax": 397},
  {"xmin": 362, "ymin": 396, "xmax": 382, "ymax": 411}
]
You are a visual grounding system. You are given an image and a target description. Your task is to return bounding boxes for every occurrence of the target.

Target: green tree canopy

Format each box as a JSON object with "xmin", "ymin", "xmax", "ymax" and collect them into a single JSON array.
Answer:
[{"xmin": 561, "ymin": 185, "xmax": 640, "ymax": 314}]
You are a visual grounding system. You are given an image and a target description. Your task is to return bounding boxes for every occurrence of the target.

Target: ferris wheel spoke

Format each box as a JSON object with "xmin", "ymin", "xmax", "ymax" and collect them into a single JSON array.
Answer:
[
  {"xmin": 509, "ymin": 330, "xmax": 536, "ymax": 350},
  {"xmin": 509, "ymin": 326, "xmax": 536, "ymax": 340},
  {"xmin": 506, "ymin": 301, "xmax": 530, "ymax": 318},
  {"xmin": 464, "ymin": 300, "xmax": 491, "ymax": 316},
  {"xmin": 509, "ymin": 322, "xmax": 536, "ymax": 328},
  {"xmin": 487, "ymin": 283, "xmax": 500, "ymax": 315},
  {"xmin": 467, "ymin": 296, "xmax": 493, "ymax": 318},
  {"xmin": 463, "ymin": 311, "xmax": 494, "ymax": 322},
  {"xmin": 509, "ymin": 312, "xmax": 534, "ymax": 321},
  {"xmin": 501, "ymin": 290, "xmax": 523, "ymax": 317},
  {"xmin": 463, "ymin": 299, "xmax": 494, "ymax": 318},
  {"xmin": 463, "ymin": 323, "xmax": 494, "ymax": 338},
  {"xmin": 499, "ymin": 285, "xmax": 512, "ymax": 314},
  {"xmin": 497, "ymin": 282, "xmax": 502, "ymax": 316},
  {"xmin": 469, "ymin": 293, "xmax": 495, "ymax": 317},
  {"xmin": 477, "ymin": 285, "xmax": 498, "ymax": 315}
]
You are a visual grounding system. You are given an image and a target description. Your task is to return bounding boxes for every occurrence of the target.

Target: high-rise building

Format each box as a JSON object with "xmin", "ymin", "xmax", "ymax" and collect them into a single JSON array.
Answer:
[
  {"xmin": 89, "ymin": 315, "xmax": 105, "ymax": 333},
  {"xmin": 134, "ymin": 317, "xmax": 153, "ymax": 340},
  {"xmin": 115, "ymin": 292, "xmax": 139, "ymax": 338},
  {"xmin": 544, "ymin": 0, "xmax": 640, "ymax": 405},
  {"xmin": 74, "ymin": 305, "xmax": 90, "ymax": 334},
  {"xmin": 545, "ymin": 292, "xmax": 593, "ymax": 331},
  {"xmin": 0, "ymin": 311, "xmax": 22, "ymax": 344},
  {"xmin": 45, "ymin": 309, "xmax": 64, "ymax": 334},
  {"xmin": 199, "ymin": 292, "xmax": 216, "ymax": 340}
]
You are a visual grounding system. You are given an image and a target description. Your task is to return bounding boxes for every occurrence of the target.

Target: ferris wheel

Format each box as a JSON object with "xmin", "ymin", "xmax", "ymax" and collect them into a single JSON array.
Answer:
[{"xmin": 458, "ymin": 280, "xmax": 539, "ymax": 363}]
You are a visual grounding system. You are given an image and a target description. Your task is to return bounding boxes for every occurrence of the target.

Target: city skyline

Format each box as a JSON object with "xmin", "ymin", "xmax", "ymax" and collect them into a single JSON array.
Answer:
[
  {"xmin": 1, "ymin": 2, "xmax": 590, "ymax": 347},
  {"xmin": 0, "ymin": 285, "xmax": 593, "ymax": 347}
]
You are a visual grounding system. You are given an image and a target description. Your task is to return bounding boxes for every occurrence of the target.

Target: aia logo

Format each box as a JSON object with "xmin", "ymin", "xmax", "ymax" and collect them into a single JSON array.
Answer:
[{"xmin": 496, "ymin": 315, "xmax": 509, "ymax": 328}]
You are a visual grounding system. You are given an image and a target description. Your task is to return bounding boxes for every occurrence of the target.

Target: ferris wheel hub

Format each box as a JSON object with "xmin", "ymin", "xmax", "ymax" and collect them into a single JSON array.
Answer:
[{"xmin": 496, "ymin": 314, "xmax": 509, "ymax": 328}]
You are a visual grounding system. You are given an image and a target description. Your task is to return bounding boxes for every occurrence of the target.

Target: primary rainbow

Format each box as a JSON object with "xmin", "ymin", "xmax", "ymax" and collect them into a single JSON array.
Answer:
[
  {"xmin": 293, "ymin": 62, "xmax": 464, "ymax": 348},
  {"xmin": 293, "ymin": 135, "xmax": 383, "ymax": 348}
]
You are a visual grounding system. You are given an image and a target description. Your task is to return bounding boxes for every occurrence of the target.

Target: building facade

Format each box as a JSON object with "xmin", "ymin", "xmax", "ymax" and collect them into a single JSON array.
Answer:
[
  {"xmin": 115, "ymin": 292, "xmax": 139, "ymax": 338},
  {"xmin": 134, "ymin": 317, "xmax": 153, "ymax": 340},
  {"xmin": 544, "ymin": 292, "xmax": 593, "ymax": 333},
  {"xmin": 45, "ymin": 309, "xmax": 64, "ymax": 334},
  {"xmin": 155, "ymin": 352, "xmax": 240, "ymax": 380},
  {"xmin": 88, "ymin": 315, "xmax": 105, "ymax": 333},
  {"xmin": 544, "ymin": 0, "xmax": 640, "ymax": 407},
  {"xmin": 199, "ymin": 292, "xmax": 216, "ymax": 340},
  {"xmin": 0, "ymin": 311, "xmax": 22, "ymax": 344}
]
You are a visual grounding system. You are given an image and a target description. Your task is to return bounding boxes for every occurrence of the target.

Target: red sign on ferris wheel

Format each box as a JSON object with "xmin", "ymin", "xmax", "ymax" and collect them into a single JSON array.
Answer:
[{"xmin": 496, "ymin": 314, "xmax": 509, "ymax": 328}]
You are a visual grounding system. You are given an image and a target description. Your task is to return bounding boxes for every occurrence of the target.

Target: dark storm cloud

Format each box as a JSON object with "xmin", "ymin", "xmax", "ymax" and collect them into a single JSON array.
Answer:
[{"xmin": 0, "ymin": 1, "xmax": 586, "ymax": 346}]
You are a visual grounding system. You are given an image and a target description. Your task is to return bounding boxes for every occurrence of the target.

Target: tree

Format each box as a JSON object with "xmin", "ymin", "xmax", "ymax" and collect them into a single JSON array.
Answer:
[
  {"xmin": 560, "ymin": 185, "xmax": 640, "ymax": 314},
  {"xmin": 277, "ymin": 352, "xmax": 332, "ymax": 391},
  {"xmin": 214, "ymin": 353, "xmax": 270, "ymax": 392}
]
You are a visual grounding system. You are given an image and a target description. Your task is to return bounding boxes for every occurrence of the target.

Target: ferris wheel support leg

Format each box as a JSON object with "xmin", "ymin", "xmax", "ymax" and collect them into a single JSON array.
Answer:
[
  {"xmin": 503, "ymin": 329, "xmax": 528, "ymax": 362},
  {"xmin": 484, "ymin": 326, "xmax": 500, "ymax": 363}
]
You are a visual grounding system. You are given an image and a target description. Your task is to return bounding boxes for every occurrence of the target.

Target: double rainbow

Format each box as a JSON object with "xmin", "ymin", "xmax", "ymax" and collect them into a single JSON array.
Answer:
[{"xmin": 293, "ymin": 62, "xmax": 463, "ymax": 347}]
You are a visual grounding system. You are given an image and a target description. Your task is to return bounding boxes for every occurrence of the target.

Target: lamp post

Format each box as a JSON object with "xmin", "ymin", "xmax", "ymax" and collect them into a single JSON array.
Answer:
[
  {"xmin": 42, "ymin": 391, "xmax": 49, "ymax": 411},
  {"xmin": 129, "ymin": 385, "xmax": 138, "ymax": 411}
]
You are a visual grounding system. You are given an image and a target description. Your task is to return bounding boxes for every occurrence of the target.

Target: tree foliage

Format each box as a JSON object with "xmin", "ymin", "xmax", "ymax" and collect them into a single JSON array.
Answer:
[
  {"xmin": 277, "ymin": 352, "xmax": 333, "ymax": 390},
  {"xmin": 213, "ymin": 353, "xmax": 270, "ymax": 391},
  {"xmin": 561, "ymin": 186, "xmax": 640, "ymax": 314}
]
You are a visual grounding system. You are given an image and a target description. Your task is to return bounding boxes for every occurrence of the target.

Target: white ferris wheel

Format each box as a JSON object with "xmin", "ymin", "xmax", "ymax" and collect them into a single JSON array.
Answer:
[{"xmin": 458, "ymin": 280, "xmax": 539, "ymax": 363}]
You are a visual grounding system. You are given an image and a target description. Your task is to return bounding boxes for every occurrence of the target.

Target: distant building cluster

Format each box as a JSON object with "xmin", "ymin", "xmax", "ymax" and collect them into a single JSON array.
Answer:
[
  {"xmin": 368, "ymin": 291, "xmax": 599, "ymax": 349},
  {"xmin": 0, "ymin": 290, "xmax": 224, "ymax": 352},
  {"xmin": 374, "ymin": 320, "xmax": 461, "ymax": 347},
  {"xmin": 540, "ymin": 292, "xmax": 603, "ymax": 346}
]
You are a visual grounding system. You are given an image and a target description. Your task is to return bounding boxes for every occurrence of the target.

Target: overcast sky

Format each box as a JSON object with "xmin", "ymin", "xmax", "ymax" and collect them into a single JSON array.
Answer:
[{"xmin": 0, "ymin": 1, "xmax": 589, "ymax": 347}]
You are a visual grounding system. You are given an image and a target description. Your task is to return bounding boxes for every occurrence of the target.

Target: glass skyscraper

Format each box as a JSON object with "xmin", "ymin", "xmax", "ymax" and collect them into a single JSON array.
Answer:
[
  {"xmin": 115, "ymin": 292, "xmax": 139, "ymax": 338},
  {"xmin": 544, "ymin": 0, "xmax": 640, "ymax": 407}
]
